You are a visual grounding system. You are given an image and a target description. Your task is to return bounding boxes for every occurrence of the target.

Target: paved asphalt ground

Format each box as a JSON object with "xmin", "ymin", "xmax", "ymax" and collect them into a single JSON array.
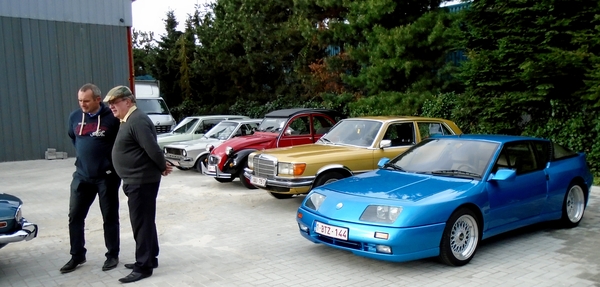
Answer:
[{"xmin": 0, "ymin": 158, "xmax": 599, "ymax": 287}]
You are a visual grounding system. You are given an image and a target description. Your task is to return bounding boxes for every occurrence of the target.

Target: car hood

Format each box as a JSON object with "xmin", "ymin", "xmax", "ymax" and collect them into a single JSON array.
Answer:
[
  {"xmin": 321, "ymin": 169, "xmax": 476, "ymax": 203},
  {"xmin": 166, "ymin": 138, "xmax": 223, "ymax": 149},
  {"xmin": 213, "ymin": 132, "xmax": 277, "ymax": 154},
  {"xmin": 258, "ymin": 143, "xmax": 368, "ymax": 162}
]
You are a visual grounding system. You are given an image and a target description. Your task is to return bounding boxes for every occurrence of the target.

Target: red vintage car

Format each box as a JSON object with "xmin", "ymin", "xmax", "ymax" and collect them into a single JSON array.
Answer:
[{"xmin": 204, "ymin": 108, "xmax": 344, "ymax": 188}]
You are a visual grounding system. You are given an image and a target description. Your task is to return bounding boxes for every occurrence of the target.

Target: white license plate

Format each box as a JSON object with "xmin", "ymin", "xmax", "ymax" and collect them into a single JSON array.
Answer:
[
  {"xmin": 315, "ymin": 221, "xmax": 348, "ymax": 241},
  {"xmin": 250, "ymin": 176, "xmax": 266, "ymax": 187},
  {"xmin": 207, "ymin": 165, "xmax": 216, "ymax": 172}
]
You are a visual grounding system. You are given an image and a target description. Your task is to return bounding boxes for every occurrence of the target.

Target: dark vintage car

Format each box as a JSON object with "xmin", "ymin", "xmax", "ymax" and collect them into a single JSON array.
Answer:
[
  {"xmin": 204, "ymin": 108, "xmax": 344, "ymax": 189},
  {"xmin": 0, "ymin": 193, "xmax": 38, "ymax": 249}
]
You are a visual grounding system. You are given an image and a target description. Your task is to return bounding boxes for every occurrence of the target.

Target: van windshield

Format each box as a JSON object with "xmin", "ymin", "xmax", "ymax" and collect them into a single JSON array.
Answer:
[{"xmin": 137, "ymin": 99, "xmax": 170, "ymax": 115}]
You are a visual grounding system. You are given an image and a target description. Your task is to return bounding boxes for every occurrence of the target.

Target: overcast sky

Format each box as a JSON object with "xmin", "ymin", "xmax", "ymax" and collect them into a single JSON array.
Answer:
[{"xmin": 132, "ymin": 0, "xmax": 213, "ymax": 36}]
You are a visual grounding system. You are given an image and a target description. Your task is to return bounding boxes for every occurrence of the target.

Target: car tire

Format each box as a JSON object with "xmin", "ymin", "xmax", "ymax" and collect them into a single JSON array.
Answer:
[
  {"xmin": 439, "ymin": 208, "xmax": 480, "ymax": 266},
  {"xmin": 214, "ymin": 177, "xmax": 234, "ymax": 183},
  {"xmin": 268, "ymin": 192, "xmax": 293, "ymax": 199},
  {"xmin": 560, "ymin": 182, "xmax": 587, "ymax": 228},
  {"xmin": 313, "ymin": 171, "xmax": 345, "ymax": 188},
  {"xmin": 195, "ymin": 154, "xmax": 208, "ymax": 173},
  {"xmin": 239, "ymin": 159, "xmax": 258, "ymax": 190}
]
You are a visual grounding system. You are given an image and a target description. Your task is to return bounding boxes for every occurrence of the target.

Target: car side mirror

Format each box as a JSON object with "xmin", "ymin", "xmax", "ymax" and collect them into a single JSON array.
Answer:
[
  {"xmin": 380, "ymin": 139, "xmax": 391, "ymax": 149},
  {"xmin": 377, "ymin": 157, "xmax": 390, "ymax": 168},
  {"xmin": 488, "ymin": 169, "xmax": 516, "ymax": 182},
  {"xmin": 284, "ymin": 128, "xmax": 292, "ymax": 136}
]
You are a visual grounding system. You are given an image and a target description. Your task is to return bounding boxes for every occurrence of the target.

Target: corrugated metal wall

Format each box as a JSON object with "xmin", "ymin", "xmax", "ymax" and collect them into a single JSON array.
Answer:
[{"xmin": 0, "ymin": 16, "xmax": 130, "ymax": 162}]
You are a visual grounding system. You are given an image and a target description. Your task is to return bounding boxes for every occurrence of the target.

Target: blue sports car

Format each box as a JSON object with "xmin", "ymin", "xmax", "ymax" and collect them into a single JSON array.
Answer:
[
  {"xmin": 296, "ymin": 135, "xmax": 594, "ymax": 266},
  {"xmin": 0, "ymin": 193, "xmax": 38, "ymax": 249}
]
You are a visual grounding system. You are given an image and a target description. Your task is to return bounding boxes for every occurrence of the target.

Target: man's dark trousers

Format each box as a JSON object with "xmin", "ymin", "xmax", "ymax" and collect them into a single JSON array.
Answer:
[
  {"xmin": 123, "ymin": 182, "xmax": 160, "ymax": 275},
  {"xmin": 68, "ymin": 173, "xmax": 121, "ymax": 261}
]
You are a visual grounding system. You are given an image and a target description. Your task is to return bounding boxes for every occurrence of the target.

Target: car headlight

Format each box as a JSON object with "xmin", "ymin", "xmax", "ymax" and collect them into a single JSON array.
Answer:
[
  {"xmin": 305, "ymin": 193, "xmax": 326, "ymax": 210},
  {"xmin": 182, "ymin": 150, "xmax": 187, "ymax": 157},
  {"xmin": 206, "ymin": 144, "xmax": 214, "ymax": 152},
  {"xmin": 163, "ymin": 147, "xmax": 168, "ymax": 154},
  {"xmin": 225, "ymin": 147, "xmax": 234, "ymax": 156},
  {"xmin": 360, "ymin": 205, "xmax": 402, "ymax": 224},
  {"xmin": 247, "ymin": 153, "xmax": 255, "ymax": 169},
  {"xmin": 277, "ymin": 162, "xmax": 306, "ymax": 176}
]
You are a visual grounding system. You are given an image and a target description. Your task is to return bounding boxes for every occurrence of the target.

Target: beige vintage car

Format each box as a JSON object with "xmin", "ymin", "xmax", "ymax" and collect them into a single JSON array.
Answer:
[{"xmin": 243, "ymin": 116, "xmax": 462, "ymax": 199}]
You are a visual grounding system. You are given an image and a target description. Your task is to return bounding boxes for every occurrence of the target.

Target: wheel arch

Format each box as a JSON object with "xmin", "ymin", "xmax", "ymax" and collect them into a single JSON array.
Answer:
[
  {"xmin": 448, "ymin": 203, "xmax": 484, "ymax": 233},
  {"xmin": 315, "ymin": 164, "xmax": 353, "ymax": 179}
]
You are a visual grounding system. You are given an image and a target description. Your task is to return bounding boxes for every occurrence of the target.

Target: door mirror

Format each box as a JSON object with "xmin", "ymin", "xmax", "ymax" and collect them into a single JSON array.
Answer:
[
  {"xmin": 488, "ymin": 169, "xmax": 517, "ymax": 182},
  {"xmin": 377, "ymin": 157, "xmax": 390, "ymax": 168},
  {"xmin": 380, "ymin": 139, "xmax": 392, "ymax": 149}
]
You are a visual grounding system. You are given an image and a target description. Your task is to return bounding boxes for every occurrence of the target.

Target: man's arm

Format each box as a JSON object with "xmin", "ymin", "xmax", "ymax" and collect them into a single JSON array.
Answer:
[{"xmin": 132, "ymin": 118, "xmax": 167, "ymax": 172}]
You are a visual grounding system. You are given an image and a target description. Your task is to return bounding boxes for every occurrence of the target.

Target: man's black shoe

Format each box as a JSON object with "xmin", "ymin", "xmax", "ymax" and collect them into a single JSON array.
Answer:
[
  {"xmin": 118, "ymin": 271, "xmax": 152, "ymax": 283},
  {"xmin": 102, "ymin": 257, "xmax": 119, "ymax": 271},
  {"xmin": 59, "ymin": 258, "xmax": 86, "ymax": 273},
  {"xmin": 124, "ymin": 259, "xmax": 158, "ymax": 269}
]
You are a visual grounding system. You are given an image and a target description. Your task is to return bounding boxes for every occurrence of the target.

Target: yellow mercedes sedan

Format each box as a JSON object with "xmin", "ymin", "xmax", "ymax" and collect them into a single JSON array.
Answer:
[{"xmin": 243, "ymin": 116, "xmax": 462, "ymax": 199}]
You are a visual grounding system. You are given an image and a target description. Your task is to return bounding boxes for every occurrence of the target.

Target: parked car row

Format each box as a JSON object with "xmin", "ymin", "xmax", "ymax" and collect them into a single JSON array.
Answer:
[{"xmin": 159, "ymin": 107, "xmax": 594, "ymax": 267}]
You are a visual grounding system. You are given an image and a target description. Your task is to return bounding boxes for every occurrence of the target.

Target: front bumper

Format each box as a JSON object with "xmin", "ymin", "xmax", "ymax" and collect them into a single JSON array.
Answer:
[
  {"xmin": 165, "ymin": 155, "xmax": 195, "ymax": 169},
  {"xmin": 243, "ymin": 168, "xmax": 313, "ymax": 194},
  {"xmin": 204, "ymin": 164, "xmax": 233, "ymax": 179},
  {"xmin": 296, "ymin": 207, "xmax": 444, "ymax": 262},
  {"xmin": 0, "ymin": 219, "xmax": 38, "ymax": 245}
]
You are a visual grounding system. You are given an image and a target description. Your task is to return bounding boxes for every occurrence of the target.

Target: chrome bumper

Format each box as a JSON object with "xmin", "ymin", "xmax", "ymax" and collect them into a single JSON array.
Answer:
[
  {"xmin": 204, "ymin": 165, "xmax": 233, "ymax": 179},
  {"xmin": 0, "ymin": 220, "xmax": 38, "ymax": 245},
  {"xmin": 243, "ymin": 168, "xmax": 315, "ymax": 188}
]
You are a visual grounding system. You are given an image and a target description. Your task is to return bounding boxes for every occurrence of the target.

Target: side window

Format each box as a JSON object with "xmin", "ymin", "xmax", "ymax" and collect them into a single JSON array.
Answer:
[
  {"xmin": 383, "ymin": 122, "xmax": 415, "ymax": 147},
  {"xmin": 494, "ymin": 142, "xmax": 539, "ymax": 175},
  {"xmin": 287, "ymin": 116, "xmax": 311, "ymax": 135},
  {"xmin": 238, "ymin": 124, "xmax": 255, "ymax": 136},
  {"xmin": 417, "ymin": 122, "xmax": 453, "ymax": 139},
  {"xmin": 532, "ymin": 140, "xmax": 551, "ymax": 168},
  {"xmin": 312, "ymin": 115, "xmax": 335, "ymax": 135},
  {"xmin": 199, "ymin": 119, "xmax": 222, "ymax": 134}
]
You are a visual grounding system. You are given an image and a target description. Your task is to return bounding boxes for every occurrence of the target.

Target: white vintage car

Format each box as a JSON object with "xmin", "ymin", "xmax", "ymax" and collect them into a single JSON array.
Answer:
[
  {"xmin": 157, "ymin": 115, "xmax": 249, "ymax": 149},
  {"xmin": 164, "ymin": 119, "xmax": 262, "ymax": 172}
]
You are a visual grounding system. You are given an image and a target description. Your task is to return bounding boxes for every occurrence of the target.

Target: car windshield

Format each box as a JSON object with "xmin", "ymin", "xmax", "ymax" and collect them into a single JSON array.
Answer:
[
  {"xmin": 386, "ymin": 138, "xmax": 499, "ymax": 178},
  {"xmin": 319, "ymin": 119, "xmax": 382, "ymax": 147},
  {"xmin": 204, "ymin": 122, "xmax": 238, "ymax": 140},
  {"xmin": 171, "ymin": 118, "xmax": 198, "ymax": 134},
  {"xmin": 256, "ymin": 117, "xmax": 287, "ymax": 133},
  {"xmin": 136, "ymin": 98, "xmax": 170, "ymax": 115}
]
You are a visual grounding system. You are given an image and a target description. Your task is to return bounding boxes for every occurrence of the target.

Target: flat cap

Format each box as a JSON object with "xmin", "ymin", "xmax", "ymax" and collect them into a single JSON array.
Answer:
[{"xmin": 103, "ymin": 85, "xmax": 134, "ymax": 103}]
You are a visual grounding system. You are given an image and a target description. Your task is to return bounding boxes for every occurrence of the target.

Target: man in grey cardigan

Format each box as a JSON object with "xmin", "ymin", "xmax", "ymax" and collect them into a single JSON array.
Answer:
[{"xmin": 103, "ymin": 85, "xmax": 173, "ymax": 283}]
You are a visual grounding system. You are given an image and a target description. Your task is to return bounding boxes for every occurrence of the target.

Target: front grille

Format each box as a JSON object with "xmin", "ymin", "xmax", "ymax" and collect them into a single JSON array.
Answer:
[
  {"xmin": 155, "ymin": 125, "xmax": 171, "ymax": 134},
  {"xmin": 208, "ymin": 155, "xmax": 220, "ymax": 165},
  {"xmin": 254, "ymin": 155, "xmax": 276, "ymax": 178},
  {"xmin": 165, "ymin": 148, "xmax": 184, "ymax": 156},
  {"xmin": 316, "ymin": 235, "xmax": 362, "ymax": 250}
]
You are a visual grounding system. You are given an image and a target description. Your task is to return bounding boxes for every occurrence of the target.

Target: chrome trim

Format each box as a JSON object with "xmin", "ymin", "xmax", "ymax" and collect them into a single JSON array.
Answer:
[
  {"xmin": 244, "ymin": 168, "xmax": 315, "ymax": 188},
  {"xmin": 0, "ymin": 220, "xmax": 38, "ymax": 244}
]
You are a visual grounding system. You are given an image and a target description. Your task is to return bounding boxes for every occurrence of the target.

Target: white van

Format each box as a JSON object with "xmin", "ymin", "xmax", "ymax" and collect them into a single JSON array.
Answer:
[{"xmin": 134, "ymin": 80, "xmax": 177, "ymax": 133}]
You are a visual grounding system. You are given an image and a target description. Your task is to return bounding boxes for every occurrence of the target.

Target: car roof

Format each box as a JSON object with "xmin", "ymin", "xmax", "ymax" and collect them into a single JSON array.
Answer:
[
  {"xmin": 183, "ymin": 115, "xmax": 249, "ymax": 120},
  {"xmin": 264, "ymin": 108, "xmax": 341, "ymax": 118},
  {"xmin": 433, "ymin": 134, "xmax": 547, "ymax": 144},
  {"xmin": 344, "ymin": 116, "xmax": 454, "ymax": 122},
  {"xmin": 220, "ymin": 118, "xmax": 263, "ymax": 124}
]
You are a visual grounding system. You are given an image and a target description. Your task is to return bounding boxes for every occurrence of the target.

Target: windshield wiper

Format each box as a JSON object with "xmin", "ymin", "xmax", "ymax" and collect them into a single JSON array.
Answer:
[
  {"xmin": 431, "ymin": 169, "xmax": 479, "ymax": 178},
  {"xmin": 318, "ymin": 137, "xmax": 333, "ymax": 144},
  {"xmin": 383, "ymin": 163, "xmax": 405, "ymax": 172}
]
